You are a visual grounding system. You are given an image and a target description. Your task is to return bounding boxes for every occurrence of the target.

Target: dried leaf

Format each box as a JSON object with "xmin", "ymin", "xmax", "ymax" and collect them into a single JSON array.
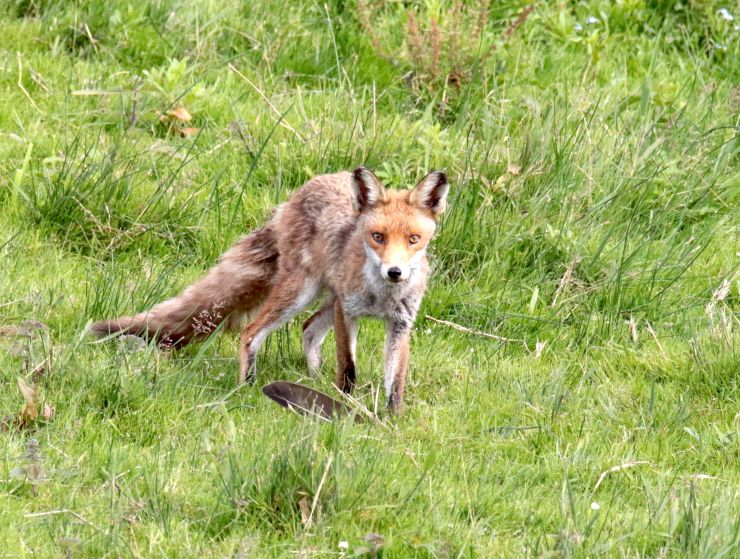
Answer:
[
  {"xmin": 26, "ymin": 462, "xmax": 43, "ymax": 483},
  {"xmin": 18, "ymin": 377, "xmax": 39, "ymax": 423},
  {"xmin": 507, "ymin": 163, "xmax": 522, "ymax": 175},
  {"xmin": 30, "ymin": 361, "xmax": 48, "ymax": 382},
  {"xmin": 43, "ymin": 403, "xmax": 55, "ymax": 421},
  {"xmin": 628, "ymin": 316, "xmax": 638, "ymax": 343},
  {"xmin": 11, "ymin": 320, "xmax": 49, "ymax": 340},
  {"xmin": 298, "ymin": 495, "xmax": 311, "ymax": 526},
  {"xmin": 167, "ymin": 106, "xmax": 192, "ymax": 122},
  {"xmin": 365, "ymin": 533, "xmax": 384, "ymax": 545},
  {"xmin": 2, "ymin": 379, "xmax": 47, "ymax": 431},
  {"xmin": 19, "ymin": 320, "xmax": 48, "ymax": 334},
  {"xmin": 0, "ymin": 325, "xmax": 20, "ymax": 337},
  {"xmin": 0, "ymin": 323, "xmax": 35, "ymax": 338},
  {"xmin": 364, "ymin": 533, "xmax": 384, "ymax": 558}
]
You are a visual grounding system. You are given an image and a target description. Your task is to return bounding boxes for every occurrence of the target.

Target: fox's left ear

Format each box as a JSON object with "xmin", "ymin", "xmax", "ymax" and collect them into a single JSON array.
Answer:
[{"xmin": 410, "ymin": 171, "xmax": 449, "ymax": 217}]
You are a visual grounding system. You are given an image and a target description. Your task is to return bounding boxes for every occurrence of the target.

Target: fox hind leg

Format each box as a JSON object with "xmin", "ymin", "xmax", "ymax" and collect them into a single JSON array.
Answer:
[
  {"xmin": 302, "ymin": 297, "xmax": 335, "ymax": 375},
  {"xmin": 239, "ymin": 276, "xmax": 320, "ymax": 385}
]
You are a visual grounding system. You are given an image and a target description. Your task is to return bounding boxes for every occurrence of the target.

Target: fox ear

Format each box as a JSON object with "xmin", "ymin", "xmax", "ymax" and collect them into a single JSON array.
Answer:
[
  {"xmin": 410, "ymin": 171, "xmax": 449, "ymax": 216},
  {"xmin": 351, "ymin": 166, "xmax": 386, "ymax": 212}
]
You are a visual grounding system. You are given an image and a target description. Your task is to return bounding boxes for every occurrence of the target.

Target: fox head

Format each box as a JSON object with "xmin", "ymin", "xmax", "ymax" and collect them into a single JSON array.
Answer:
[{"xmin": 351, "ymin": 167, "xmax": 449, "ymax": 284}]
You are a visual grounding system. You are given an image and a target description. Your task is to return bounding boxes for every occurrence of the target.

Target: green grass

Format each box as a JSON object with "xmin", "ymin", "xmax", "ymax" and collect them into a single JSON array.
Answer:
[{"xmin": 1, "ymin": 0, "xmax": 738, "ymax": 556}]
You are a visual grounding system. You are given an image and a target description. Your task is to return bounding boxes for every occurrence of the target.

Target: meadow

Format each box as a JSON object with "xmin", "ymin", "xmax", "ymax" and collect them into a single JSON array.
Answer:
[{"xmin": 0, "ymin": 0, "xmax": 738, "ymax": 556}]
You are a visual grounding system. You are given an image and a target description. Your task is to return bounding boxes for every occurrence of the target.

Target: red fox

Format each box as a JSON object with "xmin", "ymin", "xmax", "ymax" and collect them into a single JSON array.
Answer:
[{"xmin": 91, "ymin": 167, "xmax": 449, "ymax": 413}]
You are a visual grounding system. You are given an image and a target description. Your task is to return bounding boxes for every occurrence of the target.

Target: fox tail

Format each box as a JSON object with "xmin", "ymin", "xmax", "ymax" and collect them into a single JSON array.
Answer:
[{"xmin": 90, "ymin": 225, "xmax": 279, "ymax": 348}]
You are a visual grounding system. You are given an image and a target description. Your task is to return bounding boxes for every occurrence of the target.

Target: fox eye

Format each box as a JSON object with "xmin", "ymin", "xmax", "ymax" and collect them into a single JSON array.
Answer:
[
  {"xmin": 372, "ymin": 232, "xmax": 384, "ymax": 244},
  {"xmin": 409, "ymin": 234, "xmax": 420, "ymax": 244}
]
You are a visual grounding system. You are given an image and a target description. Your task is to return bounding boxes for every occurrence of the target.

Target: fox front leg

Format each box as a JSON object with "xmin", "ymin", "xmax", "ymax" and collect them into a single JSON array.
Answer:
[
  {"xmin": 334, "ymin": 302, "xmax": 359, "ymax": 393},
  {"xmin": 384, "ymin": 320, "xmax": 412, "ymax": 415}
]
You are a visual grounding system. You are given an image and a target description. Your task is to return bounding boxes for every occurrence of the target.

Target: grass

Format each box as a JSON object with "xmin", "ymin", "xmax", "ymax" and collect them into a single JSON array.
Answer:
[{"xmin": 0, "ymin": 0, "xmax": 738, "ymax": 556}]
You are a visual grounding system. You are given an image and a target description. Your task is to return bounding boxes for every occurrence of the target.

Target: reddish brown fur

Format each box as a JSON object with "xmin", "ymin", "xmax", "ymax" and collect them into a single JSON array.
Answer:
[
  {"xmin": 91, "ymin": 168, "xmax": 449, "ymax": 413},
  {"xmin": 333, "ymin": 302, "xmax": 356, "ymax": 393},
  {"xmin": 362, "ymin": 190, "xmax": 436, "ymax": 270},
  {"xmin": 90, "ymin": 226, "xmax": 278, "ymax": 347},
  {"xmin": 386, "ymin": 328, "xmax": 411, "ymax": 413}
]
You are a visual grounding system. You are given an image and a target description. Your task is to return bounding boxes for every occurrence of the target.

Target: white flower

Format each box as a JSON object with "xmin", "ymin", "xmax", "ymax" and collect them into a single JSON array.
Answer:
[
  {"xmin": 585, "ymin": 16, "xmax": 600, "ymax": 25},
  {"xmin": 714, "ymin": 43, "xmax": 728, "ymax": 51},
  {"xmin": 591, "ymin": 501, "xmax": 601, "ymax": 511},
  {"xmin": 338, "ymin": 541, "xmax": 349, "ymax": 551},
  {"xmin": 718, "ymin": 8, "xmax": 734, "ymax": 21},
  {"xmin": 574, "ymin": 23, "xmax": 583, "ymax": 32}
]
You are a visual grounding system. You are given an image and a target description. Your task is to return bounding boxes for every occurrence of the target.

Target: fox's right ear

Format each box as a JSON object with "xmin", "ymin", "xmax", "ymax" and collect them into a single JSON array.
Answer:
[{"xmin": 351, "ymin": 166, "xmax": 386, "ymax": 212}]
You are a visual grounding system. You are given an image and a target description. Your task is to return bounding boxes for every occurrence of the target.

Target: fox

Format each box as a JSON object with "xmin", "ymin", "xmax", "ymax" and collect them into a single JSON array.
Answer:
[{"xmin": 91, "ymin": 167, "xmax": 449, "ymax": 413}]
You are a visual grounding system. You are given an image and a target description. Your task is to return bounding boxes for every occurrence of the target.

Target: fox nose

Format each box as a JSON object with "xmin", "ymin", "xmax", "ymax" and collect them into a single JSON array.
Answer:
[{"xmin": 387, "ymin": 267, "xmax": 403, "ymax": 281}]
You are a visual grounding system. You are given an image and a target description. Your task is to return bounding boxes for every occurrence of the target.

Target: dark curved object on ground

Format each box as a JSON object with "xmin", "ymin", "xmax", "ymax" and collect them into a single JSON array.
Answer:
[{"xmin": 262, "ymin": 381, "xmax": 353, "ymax": 420}]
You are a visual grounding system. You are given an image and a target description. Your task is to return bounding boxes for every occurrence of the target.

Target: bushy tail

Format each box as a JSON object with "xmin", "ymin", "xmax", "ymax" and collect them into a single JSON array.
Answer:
[{"xmin": 91, "ymin": 226, "xmax": 279, "ymax": 348}]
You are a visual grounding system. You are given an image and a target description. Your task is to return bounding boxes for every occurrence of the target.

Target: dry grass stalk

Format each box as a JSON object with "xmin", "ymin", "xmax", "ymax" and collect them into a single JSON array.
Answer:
[
  {"xmin": 551, "ymin": 256, "xmax": 581, "ymax": 307},
  {"xmin": 447, "ymin": 0, "xmax": 463, "ymax": 68},
  {"xmin": 306, "ymin": 455, "xmax": 334, "ymax": 530},
  {"xmin": 430, "ymin": 18, "xmax": 441, "ymax": 80},
  {"xmin": 425, "ymin": 314, "xmax": 524, "ymax": 344},
  {"xmin": 473, "ymin": 0, "xmax": 490, "ymax": 45},
  {"xmin": 357, "ymin": 0, "xmax": 382, "ymax": 54},
  {"xmin": 645, "ymin": 321, "xmax": 668, "ymax": 359},
  {"xmin": 480, "ymin": 4, "xmax": 536, "ymax": 63},
  {"xmin": 504, "ymin": 5, "xmax": 535, "ymax": 38},
  {"xmin": 628, "ymin": 315, "xmax": 638, "ymax": 344},
  {"xmin": 357, "ymin": 1, "xmax": 535, "ymax": 95},
  {"xmin": 593, "ymin": 461, "xmax": 651, "ymax": 493},
  {"xmin": 405, "ymin": 11, "xmax": 423, "ymax": 67}
]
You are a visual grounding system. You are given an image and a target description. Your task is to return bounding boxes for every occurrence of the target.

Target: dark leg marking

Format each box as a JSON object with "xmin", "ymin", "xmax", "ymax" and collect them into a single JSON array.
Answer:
[{"xmin": 340, "ymin": 363, "xmax": 357, "ymax": 393}]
